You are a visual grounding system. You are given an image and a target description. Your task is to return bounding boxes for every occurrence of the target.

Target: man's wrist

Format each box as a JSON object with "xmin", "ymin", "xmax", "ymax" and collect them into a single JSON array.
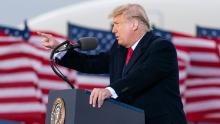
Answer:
[{"xmin": 105, "ymin": 87, "xmax": 118, "ymax": 99}]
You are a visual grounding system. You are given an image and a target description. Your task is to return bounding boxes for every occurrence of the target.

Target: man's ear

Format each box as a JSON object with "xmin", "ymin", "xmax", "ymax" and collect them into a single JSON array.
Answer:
[{"xmin": 132, "ymin": 19, "xmax": 139, "ymax": 31}]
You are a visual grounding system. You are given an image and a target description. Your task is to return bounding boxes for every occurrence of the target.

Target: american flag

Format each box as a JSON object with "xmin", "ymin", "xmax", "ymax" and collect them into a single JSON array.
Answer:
[
  {"xmin": 155, "ymin": 27, "xmax": 220, "ymax": 123},
  {"xmin": 1, "ymin": 21, "xmax": 220, "ymax": 124},
  {"xmin": 67, "ymin": 23, "xmax": 115, "ymax": 89},
  {"xmin": 197, "ymin": 26, "xmax": 220, "ymax": 40},
  {"xmin": 153, "ymin": 28, "xmax": 189, "ymax": 107},
  {"xmin": 0, "ymin": 25, "xmax": 73, "ymax": 123},
  {"xmin": 197, "ymin": 26, "xmax": 220, "ymax": 63},
  {"xmin": 68, "ymin": 23, "xmax": 115, "ymax": 54}
]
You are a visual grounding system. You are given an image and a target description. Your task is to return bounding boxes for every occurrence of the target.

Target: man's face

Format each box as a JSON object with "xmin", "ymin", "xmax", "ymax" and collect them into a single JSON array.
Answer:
[{"xmin": 112, "ymin": 15, "xmax": 133, "ymax": 48}]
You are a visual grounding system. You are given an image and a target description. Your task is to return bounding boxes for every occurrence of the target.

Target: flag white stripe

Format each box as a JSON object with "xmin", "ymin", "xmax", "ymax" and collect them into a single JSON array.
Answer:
[
  {"xmin": 178, "ymin": 61, "xmax": 188, "ymax": 67},
  {"xmin": 42, "ymin": 95, "xmax": 49, "ymax": 104},
  {"xmin": 0, "ymin": 36, "xmax": 23, "ymax": 41},
  {"xmin": 173, "ymin": 37, "xmax": 216, "ymax": 48},
  {"xmin": 0, "ymin": 35, "xmax": 65, "ymax": 44},
  {"xmin": 0, "ymin": 43, "xmax": 49, "ymax": 58},
  {"xmin": 0, "ymin": 58, "xmax": 69, "ymax": 75},
  {"xmin": 0, "ymin": 58, "xmax": 43, "ymax": 70},
  {"xmin": 179, "ymin": 85, "xmax": 186, "ymax": 94},
  {"xmin": 0, "ymin": 72, "xmax": 70, "ymax": 88},
  {"xmin": 185, "ymin": 87, "xmax": 220, "ymax": 97},
  {"xmin": 185, "ymin": 100, "xmax": 220, "ymax": 112},
  {"xmin": 0, "ymin": 102, "xmax": 46, "ymax": 113},
  {"xmin": 0, "ymin": 72, "xmax": 38, "ymax": 83},
  {"xmin": 190, "ymin": 52, "xmax": 220, "ymax": 62},
  {"xmin": 186, "ymin": 78, "xmax": 220, "ymax": 86},
  {"xmin": 179, "ymin": 70, "xmax": 187, "ymax": 80},
  {"xmin": 176, "ymin": 50, "xmax": 190, "ymax": 62},
  {"xmin": 0, "ymin": 87, "xmax": 42, "ymax": 98},
  {"xmin": 38, "ymin": 79, "xmax": 70, "ymax": 89},
  {"xmin": 67, "ymin": 71, "xmax": 77, "ymax": 80},
  {"xmin": 188, "ymin": 66, "xmax": 220, "ymax": 76},
  {"xmin": 76, "ymin": 75, "xmax": 109, "ymax": 85}
]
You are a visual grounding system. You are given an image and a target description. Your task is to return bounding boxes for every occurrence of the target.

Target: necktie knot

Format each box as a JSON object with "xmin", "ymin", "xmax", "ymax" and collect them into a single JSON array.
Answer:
[{"xmin": 125, "ymin": 48, "xmax": 133, "ymax": 65}]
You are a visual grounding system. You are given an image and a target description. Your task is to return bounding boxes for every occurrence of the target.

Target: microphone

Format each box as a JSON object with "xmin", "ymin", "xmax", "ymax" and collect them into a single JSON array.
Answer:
[
  {"xmin": 65, "ymin": 37, "xmax": 98, "ymax": 51},
  {"xmin": 50, "ymin": 37, "xmax": 98, "ymax": 89}
]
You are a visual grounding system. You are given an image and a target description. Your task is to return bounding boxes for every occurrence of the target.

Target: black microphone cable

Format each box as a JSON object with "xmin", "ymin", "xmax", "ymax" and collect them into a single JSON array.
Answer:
[{"xmin": 50, "ymin": 40, "xmax": 75, "ymax": 89}]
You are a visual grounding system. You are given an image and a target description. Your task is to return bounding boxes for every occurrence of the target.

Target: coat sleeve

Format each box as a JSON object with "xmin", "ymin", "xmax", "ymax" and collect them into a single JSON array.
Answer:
[
  {"xmin": 55, "ymin": 49, "xmax": 110, "ymax": 74},
  {"xmin": 110, "ymin": 40, "xmax": 179, "ymax": 99}
]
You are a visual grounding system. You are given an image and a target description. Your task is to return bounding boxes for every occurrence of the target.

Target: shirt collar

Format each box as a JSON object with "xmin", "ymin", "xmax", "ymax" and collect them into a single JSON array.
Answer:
[{"xmin": 131, "ymin": 33, "xmax": 146, "ymax": 50}]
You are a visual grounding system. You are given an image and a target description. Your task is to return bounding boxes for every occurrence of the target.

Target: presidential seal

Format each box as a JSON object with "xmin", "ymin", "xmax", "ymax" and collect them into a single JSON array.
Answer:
[{"xmin": 51, "ymin": 97, "xmax": 65, "ymax": 124}]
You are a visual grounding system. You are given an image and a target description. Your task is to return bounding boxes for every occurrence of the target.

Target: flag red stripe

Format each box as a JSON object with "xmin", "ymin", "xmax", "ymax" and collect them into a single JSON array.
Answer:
[
  {"xmin": 0, "ymin": 112, "xmax": 45, "ymax": 123},
  {"xmin": 0, "ymin": 53, "xmax": 49, "ymax": 64},
  {"xmin": 190, "ymin": 61, "xmax": 220, "ymax": 67},
  {"xmin": 187, "ymin": 85, "xmax": 220, "ymax": 89},
  {"xmin": 188, "ymin": 75, "xmax": 220, "ymax": 78},
  {"xmin": 78, "ymin": 84, "xmax": 106, "ymax": 90},
  {"xmin": 0, "ymin": 82, "xmax": 37, "ymax": 88},
  {"xmin": 0, "ymin": 97, "xmax": 42, "ymax": 103},
  {"xmin": 186, "ymin": 96, "xmax": 220, "ymax": 102}
]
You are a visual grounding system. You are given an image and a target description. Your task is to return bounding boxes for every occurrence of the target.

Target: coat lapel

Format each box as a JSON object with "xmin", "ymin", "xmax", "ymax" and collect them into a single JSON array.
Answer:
[
  {"xmin": 123, "ymin": 31, "xmax": 154, "ymax": 75},
  {"xmin": 118, "ymin": 45, "xmax": 127, "ymax": 72}
]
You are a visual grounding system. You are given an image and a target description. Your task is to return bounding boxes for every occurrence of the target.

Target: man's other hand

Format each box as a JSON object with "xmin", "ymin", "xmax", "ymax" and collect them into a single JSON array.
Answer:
[{"xmin": 89, "ymin": 88, "xmax": 112, "ymax": 108}]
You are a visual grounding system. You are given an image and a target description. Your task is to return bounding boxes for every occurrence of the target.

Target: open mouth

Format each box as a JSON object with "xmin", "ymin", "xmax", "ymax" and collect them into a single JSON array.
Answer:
[{"xmin": 116, "ymin": 36, "xmax": 119, "ymax": 40}]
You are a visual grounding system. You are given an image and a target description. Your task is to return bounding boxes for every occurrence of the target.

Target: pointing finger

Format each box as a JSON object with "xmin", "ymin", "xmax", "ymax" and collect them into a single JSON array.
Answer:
[{"xmin": 37, "ymin": 32, "xmax": 52, "ymax": 39}]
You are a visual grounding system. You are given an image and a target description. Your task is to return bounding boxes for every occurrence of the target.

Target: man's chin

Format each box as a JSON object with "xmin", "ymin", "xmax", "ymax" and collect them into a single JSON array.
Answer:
[
  {"xmin": 117, "ymin": 41, "xmax": 123, "ymax": 46},
  {"xmin": 118, "ymin": 43, "xmax": 127, "ymax": 48}
]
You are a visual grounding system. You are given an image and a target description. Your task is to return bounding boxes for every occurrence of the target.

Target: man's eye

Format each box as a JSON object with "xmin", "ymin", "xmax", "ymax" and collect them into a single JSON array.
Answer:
[{"xmin": 114, "ymin": 22, "xmax": 119, "ymax": 25}]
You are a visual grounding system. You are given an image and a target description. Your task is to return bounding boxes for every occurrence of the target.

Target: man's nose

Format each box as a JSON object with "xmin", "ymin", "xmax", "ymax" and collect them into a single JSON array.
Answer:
[
  {"xmin": 112, "ymin": 27, "xmax": 115, "ymax": 33},
  {"xmin": 112, "ymin": 26, "xmax": 117, "ymax": 33}
]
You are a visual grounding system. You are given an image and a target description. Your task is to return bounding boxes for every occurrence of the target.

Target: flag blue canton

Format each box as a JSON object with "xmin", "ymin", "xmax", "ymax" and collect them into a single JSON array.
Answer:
[
  {"xmin": 152, "ymin": 27, "xmax": 172, "ymax": 40},
  {"xmin": 68, "ymin": 23, "xmax": 115, "ymax": 55},
  {"xmin": 196, "ymin": 26, "xmax": 220, "ymax": 40},
  {"xmin": 0, "ymin": 21, "xmax": 30, "ymax": 40}
]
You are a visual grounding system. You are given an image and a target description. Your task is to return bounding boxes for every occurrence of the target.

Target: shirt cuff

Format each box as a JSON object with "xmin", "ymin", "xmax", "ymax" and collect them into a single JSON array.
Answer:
[
  {"xmin": 105, "ymin": 87, "xmax": 118, "ymax": 99},
  {"xmin": 54, "ymin": 51, "xmax": 67, "ymax": 60}
]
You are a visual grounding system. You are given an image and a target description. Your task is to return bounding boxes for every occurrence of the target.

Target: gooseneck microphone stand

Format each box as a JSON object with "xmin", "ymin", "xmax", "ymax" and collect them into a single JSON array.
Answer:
[{"xmin": 49, "ymin": 41, "xmax": 75, "ymax": 89}]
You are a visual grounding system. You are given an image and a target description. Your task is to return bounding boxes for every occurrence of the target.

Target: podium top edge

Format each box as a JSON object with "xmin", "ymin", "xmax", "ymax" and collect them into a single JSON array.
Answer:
[
  {"xmin": 83, "ymin": 90, "xmax": 144, "ymax": 113},
  {"xmin": 108, "ymin": 99, "xmax": 144, "ymax": 113}
]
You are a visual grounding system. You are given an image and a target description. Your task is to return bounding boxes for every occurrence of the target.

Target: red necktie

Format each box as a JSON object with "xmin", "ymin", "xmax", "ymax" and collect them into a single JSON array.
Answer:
[{"xmin": 125, "ymin": 48, "xmax": 133, "ymax": 65}]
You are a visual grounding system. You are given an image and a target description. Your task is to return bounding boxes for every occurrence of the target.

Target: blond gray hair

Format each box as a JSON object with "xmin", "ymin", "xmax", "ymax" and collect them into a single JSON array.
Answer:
[{"xmin": 109, "ymin": 3, "xmax": 151, "ymax": 31}]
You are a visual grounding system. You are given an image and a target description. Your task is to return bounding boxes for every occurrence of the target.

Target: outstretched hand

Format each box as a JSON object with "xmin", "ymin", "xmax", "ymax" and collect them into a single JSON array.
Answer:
[{"xmin": 37, "ymin": 32, "xmax": 59, "ymax": 49}]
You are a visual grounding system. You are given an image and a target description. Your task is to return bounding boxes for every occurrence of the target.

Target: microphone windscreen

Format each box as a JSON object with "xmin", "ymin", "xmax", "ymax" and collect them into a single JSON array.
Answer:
[{"xmin": 79, "ymin": 37, "xmax": 98, "ymax": 51}]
